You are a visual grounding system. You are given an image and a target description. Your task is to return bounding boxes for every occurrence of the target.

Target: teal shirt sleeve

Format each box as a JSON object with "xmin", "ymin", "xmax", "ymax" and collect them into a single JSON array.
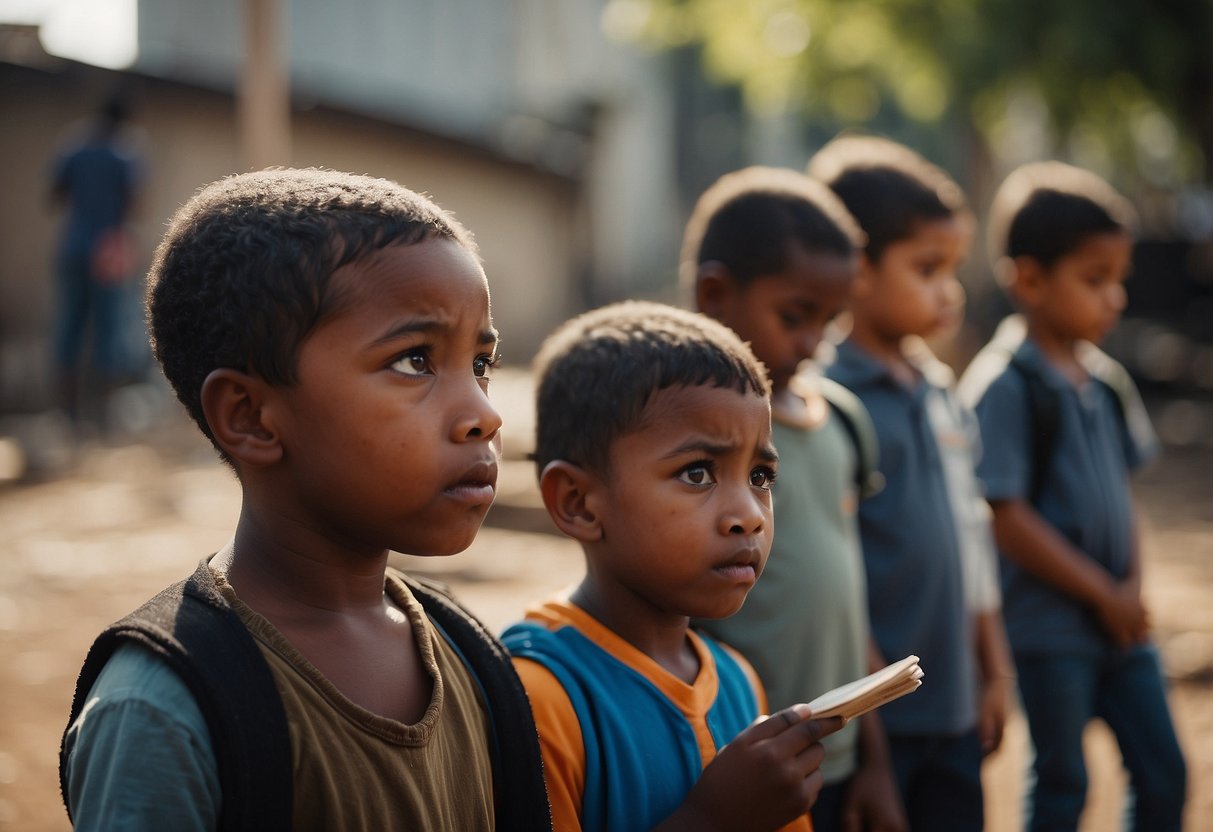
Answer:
[{"xmin": 63, "ymin": 642, "xmax": 220, "ymax": 831}]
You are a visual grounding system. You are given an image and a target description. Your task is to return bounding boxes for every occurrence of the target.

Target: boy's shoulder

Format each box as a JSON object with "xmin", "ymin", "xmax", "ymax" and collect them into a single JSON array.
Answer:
[
  {"xmin": 955, "ymin": 314, "xmax": 1081, "ymax": 412},
  {"xmin": 791, "ymin": 373, "xmax": 883, "ymax": 497},
  {"xmin": 62, "ymin": 559, "xmax": 293, "ymax": 830}
]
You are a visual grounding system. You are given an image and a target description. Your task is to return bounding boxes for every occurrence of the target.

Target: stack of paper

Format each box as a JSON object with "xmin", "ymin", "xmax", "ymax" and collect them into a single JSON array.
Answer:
[{"xmin": 805, "ymin": 655, "xmax": 924, "ymax": 721}]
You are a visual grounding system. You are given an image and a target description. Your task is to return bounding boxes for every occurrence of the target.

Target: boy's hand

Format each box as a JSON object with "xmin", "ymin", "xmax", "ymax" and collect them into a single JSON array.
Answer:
[
  {"xmin": 839, "ymin": 757, "xmax": 907, "ymax": 832},
  {"xmin": 657, "ymin": 706, "xmax": 845, "ymax": 831},
  {"xmin": 1095, "ymin": 582, "xmax": 1150, "ymax": 647},
  {"xmin": 978, "ymin": 676, "xmax": 1011, "ymax": 756}
]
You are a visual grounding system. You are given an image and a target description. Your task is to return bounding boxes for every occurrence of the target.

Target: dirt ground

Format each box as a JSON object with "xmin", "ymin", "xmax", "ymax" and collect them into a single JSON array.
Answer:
[{"xmin": 0, "ymin": 373, "xmax": 1209, "ymax": 831}]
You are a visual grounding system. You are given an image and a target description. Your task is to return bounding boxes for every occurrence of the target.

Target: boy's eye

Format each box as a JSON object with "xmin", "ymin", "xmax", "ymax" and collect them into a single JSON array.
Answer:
[
  {"xmin": 678, "ymin": 463, "xmax": 716, "ymax": 486},
  {"xmin": 780, "ymin": 310, "xmax": 805, "ymax": 328},
  {"xmin": 391, "ymin": 349, "xmax": 431, "ymax": 376},
  {"xmin": 473, "ymin": 354, "xmax": 499, "ymax": 379},
  {"xmin": 750, "ymin": 466, "xmax": 777, "ymax": 489}
]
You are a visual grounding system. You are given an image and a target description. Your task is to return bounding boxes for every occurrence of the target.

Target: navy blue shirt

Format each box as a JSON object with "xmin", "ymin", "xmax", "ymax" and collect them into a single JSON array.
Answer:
[
  {"xmin": 958, "ymin": 325, "xmax": 1157, "ymax": 656},
  {"xmin": 52, "ymin": 135, "xmax": 141, "ymax": 258},
  {"xmin": 826, "ymin": 340, "xmax": 977, "ymax": 736}
]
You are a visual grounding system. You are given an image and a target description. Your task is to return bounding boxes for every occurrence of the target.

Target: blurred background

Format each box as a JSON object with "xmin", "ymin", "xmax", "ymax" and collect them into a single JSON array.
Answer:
[
  {"xmin": 0, "ymin": 1, "xmax": 1210, "ymax": 830},
  {"xmin": 1, "ymin": 0, "xmax": 1211, "ymax": 431}
]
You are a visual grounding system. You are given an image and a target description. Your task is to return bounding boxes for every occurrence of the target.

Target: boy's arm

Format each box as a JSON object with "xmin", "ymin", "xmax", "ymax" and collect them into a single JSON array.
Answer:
[
  {"xmin": 841, "ymin": 709, "xmax": 908, "ymax": 832},
  {"xmin": 974, "ymin": 608, "xmax": 1014, "ymax": 755},
  {"xmin": 511, "ymin": 657, "xmax": 586, "ymax": 832},
  {"xmin": 63, "ymin": 643, "xmax": 220, "ymax": 831},
  {"xmin": 989, "ymin": 499, "xmax": 1147, "ymax": 647},
  {"xmin": 1123, "ymin": 501, "xmax": 1150, "ymax": 642}
]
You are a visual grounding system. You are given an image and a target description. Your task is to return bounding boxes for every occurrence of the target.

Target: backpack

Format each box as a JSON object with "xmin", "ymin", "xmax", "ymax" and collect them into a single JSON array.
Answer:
[
  {"xmin": 60, "ymin": 559, "xmax": 552, "ymax": 832},
  {"xmin": 818, "ymin": 375, "xmax": 884, "ymax": 497}
]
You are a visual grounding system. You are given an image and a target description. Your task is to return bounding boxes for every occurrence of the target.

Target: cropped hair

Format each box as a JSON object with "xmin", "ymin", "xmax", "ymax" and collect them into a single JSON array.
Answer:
[
  {"xmin": 807, "ymin": 134, "xmax": 967, "ymax": 261},
  {"xmin": 987, "ymin": 161, "xmax": 1136, "ymax": 269},
  {"xmin": 532, "ymin": 301, "xmax": 770, "ymax": 476},
  {"xmin": 147, "ymin": 167, "xmax": 478, "ymax": 445},
  {"xmin": 679, "ymin": 166, "xmax": 864, "ymax": 291}
]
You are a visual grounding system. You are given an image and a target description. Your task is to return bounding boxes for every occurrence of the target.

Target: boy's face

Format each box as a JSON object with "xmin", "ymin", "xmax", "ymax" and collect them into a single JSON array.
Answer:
[
  {"xmin": 705, "ymin": 248, "xmax": 855, "ymax": 393},
  {"xmin": 588, "ymin": 384, "xmax": 777, "ymax": 621},
  {"xmin": 1023, "ymin": 230, "xmax": 1132, "ymax": 345},
  {"xmin": 855, "ymin": 215, "xmax": 971, "ymax": 340},
  {"xmin": 265, "ymin": 238, "xmax": 503, "ymax": 557}
]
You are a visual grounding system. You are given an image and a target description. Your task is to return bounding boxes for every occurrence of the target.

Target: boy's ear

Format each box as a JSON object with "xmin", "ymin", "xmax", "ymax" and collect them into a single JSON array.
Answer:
[
  {"xmin": 852, "ymin": 252, "xmax": 878, "ymax": 300},
  {"xmin": 538, "ymin": 460, "xmax": 603, "ymax": 543},
  {"xmin": 1006, "ymin": 255, "xmax": 1047, "ymax": 307},
  {"xmin": 199, "ymin": 368, "xmax": 283, "ymax": 467},
  {"xmin": 693, "ymin": 261, "xmax": 740, "ymax": 319}
]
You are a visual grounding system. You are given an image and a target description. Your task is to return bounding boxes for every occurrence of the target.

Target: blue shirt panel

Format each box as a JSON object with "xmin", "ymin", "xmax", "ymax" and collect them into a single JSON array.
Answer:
[
  {"xmin": 826, "ymin": 340, "xmax": 976, "ymax": 735},
  {"xmin": 966, "ymin": 338, "xmax": 1152, "ymax": 655},
  {"xmin": 502, "ymin": 621, "xmax": 758, "ymax": 832}
]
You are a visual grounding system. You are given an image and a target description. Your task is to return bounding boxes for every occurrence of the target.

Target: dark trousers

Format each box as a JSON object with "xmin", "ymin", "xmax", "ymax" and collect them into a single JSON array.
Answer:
[
  {"xmin": 888, "ymin": 729, "xmax": 983, "ymax": 832},
  {"xmin": 1016, "ymin": 646, "xmax": 1186, "ymax": 832}
]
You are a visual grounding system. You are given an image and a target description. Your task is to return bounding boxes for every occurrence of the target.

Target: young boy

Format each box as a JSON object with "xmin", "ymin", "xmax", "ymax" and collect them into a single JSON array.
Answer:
[
  {"xmin": 59, "ymin": 168, "xmax": 551, "ymax": 831},
  {"xmin": 503, "ymin": 300, "xmax": 844, "ymax": 832},
  {"xmin": 808, "ymin": 135, "xmax": 1015, "ymax": 830},
  {"xmin": 958, "ymin": 161, "xmax": 1187, "ymax": 831},
  {"xmin": 683, "ymin": 166, "xmax": 906, "ymax": 832}
]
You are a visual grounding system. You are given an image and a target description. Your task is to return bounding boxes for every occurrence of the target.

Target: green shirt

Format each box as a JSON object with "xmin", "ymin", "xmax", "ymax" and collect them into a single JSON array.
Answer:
[{"xmin": 698, "ymin": 392, "xmax": 870, "ymax": 784}]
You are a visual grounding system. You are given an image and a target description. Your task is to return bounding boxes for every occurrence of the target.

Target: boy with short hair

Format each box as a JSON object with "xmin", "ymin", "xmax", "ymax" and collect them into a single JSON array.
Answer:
[
  {"xmin": 503, "ymin": 300, "xmax": 844, "ymax": 832},
  {"xmin": 60, "ymin": 168, "xmax": 551, "ymax": 831},
  {"xmin": 809, "ymin": 135, "xmax": 1014, "ymax": 831},
  {"xmin": 683, "ymin": 166, "xmax": 906, "ymax": 832},
  {"xmin": 958, "ymin": 161, "xmax": 1186, "ymax": 831}
]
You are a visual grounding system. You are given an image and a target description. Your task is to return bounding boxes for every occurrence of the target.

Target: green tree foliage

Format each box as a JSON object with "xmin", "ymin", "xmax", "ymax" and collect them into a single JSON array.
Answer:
[{"xmin": 602, "ymin": 0, "xmax": 1213, "ymax": 183}]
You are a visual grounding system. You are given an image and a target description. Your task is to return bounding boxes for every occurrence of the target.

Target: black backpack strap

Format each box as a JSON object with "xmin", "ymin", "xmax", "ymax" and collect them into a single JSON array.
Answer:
[
  {"xmin": 405, "ymin": 574, "xmax": 553, "ymax": 832},
  {"xmin": 1006, "ymin": 353, "xmax": 1060, "ymax": 506},
  {"xmin": 818, "ymin": 375, "xmax": 884, "ymax": 497},
  {"xmin": 61, "ymin": 560, "xmax": 293, "ymax": 831}
]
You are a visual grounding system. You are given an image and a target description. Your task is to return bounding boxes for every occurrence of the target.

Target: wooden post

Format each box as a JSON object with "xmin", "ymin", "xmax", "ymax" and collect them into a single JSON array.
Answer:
[{"xmin": 239, "ymin": 0, "xmax": 290, "ymax": 170}]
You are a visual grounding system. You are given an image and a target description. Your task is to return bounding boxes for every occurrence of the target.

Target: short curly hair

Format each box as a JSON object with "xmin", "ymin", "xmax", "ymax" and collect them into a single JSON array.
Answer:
[
  {"xmin": 679, "ymin": 166, "xmax": 863, "ymax": 293},
  {"xmin": 986, "ymin": 160, "xmax": 1136, "ymax": 270},
  {"xmin": 807, "ymin": 134, "xmax": 968, "ymax": 261},
  {"xmin": 531, "ymin": 300, "xmax": 770, "ymax": 477},
  {"xmin": 146, "ymin": 167, "xmax": 477, "ymax": 446}
]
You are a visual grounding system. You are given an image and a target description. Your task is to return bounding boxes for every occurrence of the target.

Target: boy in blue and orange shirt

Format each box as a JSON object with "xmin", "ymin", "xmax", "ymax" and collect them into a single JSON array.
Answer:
[{"xmin": 504, "ymin": 301, "xmax": 843, "ymax": 832}]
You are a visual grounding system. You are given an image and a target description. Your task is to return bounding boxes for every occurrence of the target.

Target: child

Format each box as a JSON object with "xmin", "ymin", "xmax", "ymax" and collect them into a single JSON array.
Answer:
[
  {"xmin": 808, "ymin": 135, "xmax": 1015, "ymax": 831},
  {"xmin": 59, "ymin": 168, "xmax": 551, "ymax": 831},
  {"xmin": 503, "ymin": 300, "xmax": 844, "ymax": 832},
  {"xmin": 683, "ymin": 166, "xmax": 906, "ymax": 832},
  {"xmin": 958, "ymin": 161, "xmax": 1187, "ymax": 831}
]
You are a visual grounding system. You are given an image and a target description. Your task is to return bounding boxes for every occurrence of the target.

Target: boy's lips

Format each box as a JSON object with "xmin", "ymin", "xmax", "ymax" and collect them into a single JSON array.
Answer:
[
  {"xmin": 714, "ymin": 547, "xmax": 764, "ymax": 582},
  {"xmin": 443, "ymin": 459, "xmax": 498, "ymax": 505}
]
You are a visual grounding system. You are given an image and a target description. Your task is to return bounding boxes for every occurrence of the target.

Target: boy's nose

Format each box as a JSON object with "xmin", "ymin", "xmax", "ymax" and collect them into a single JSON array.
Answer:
[
  {"xmin": 451, "ymin": 383, "xmax": 503, "ymax": 443},
  {"xmin": 943, "ymin": 275, "xmax": 965, "ymax": 308},
  {"xmin": 797, "ymin": 328, "xmax": 824, "ymax": 362},
  {"xmin": 1107, "ymin": 283, "xmax": 1127, "ymax": 312},
  {"xmin": 720, "ymin": 488, "xmax": 768, "ymax": 536}
]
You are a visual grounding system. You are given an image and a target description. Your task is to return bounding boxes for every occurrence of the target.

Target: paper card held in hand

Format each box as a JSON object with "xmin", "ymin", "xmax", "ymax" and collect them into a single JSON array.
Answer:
[{"xmin": 805, "ymin": 655, "xmax": 923, "ymax": 721}]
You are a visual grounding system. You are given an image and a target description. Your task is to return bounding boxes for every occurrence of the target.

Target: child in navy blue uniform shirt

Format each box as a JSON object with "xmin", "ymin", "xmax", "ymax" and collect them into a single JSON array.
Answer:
[
  {"xmin": 959, "ymin": 161, "xmax": 1186, "ymax": 831},
  {"xmin": 810, "ymin": 134, "xmax": 1014, "ymax": 832}
]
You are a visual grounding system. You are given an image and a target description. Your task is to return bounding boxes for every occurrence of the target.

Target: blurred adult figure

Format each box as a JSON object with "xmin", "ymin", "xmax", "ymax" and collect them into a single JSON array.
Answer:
[{"xmin": 49, "ymin": 88, "xmax": 143, "ymax": 431}]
